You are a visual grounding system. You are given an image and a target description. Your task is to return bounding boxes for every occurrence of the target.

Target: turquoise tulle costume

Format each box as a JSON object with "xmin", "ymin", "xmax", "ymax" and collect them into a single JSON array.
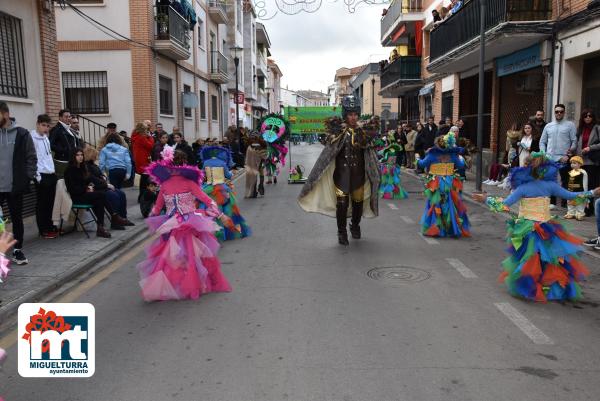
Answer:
[
  {"xmin": 378, "ymin": 143, "xmax": 408, "ymax": 200},
  {"xmin": 416, "ymin": 133, "xmax": 470, "ymax": 237},
  {"xmin": 201, "ymin": 146, "xmax": 251, "ymax": 241},
  {"xmin": 487, "ymin": 154, "xmax": 594, "ymax": 302}
]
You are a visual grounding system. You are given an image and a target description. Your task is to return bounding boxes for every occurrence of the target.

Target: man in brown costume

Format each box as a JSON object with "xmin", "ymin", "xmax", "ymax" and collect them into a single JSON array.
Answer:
[{"xmin": 298, "ymin": 96, "xmax": 380, "ymax": 245}]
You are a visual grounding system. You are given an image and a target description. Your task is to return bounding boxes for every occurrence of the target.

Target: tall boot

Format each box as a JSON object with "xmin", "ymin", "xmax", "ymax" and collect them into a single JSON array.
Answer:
[
  {"xmin": 258, "ymin": 174, "xmax": 265, "ymax": 196},
  {"xmin": 350, "ymin": 201, "xmax": 363, "ymax": 239},
  {"xmin": 336, "ymin": 196, "xmax": 349, "ymax": 245}
]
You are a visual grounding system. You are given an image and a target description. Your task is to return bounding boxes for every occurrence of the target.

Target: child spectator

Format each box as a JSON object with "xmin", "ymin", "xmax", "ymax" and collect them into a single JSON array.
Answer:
[
  {"xmin": 565, "ymin": 156, "xmax": 588, "ymax": 220},
  {"xmin": 140, "ymin": 181, "xmax": 159, "ymax": 218}
]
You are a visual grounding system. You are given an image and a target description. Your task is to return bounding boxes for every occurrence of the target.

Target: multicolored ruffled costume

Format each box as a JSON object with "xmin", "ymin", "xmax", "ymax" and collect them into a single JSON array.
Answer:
[
  {"xmin": 138, "ymin": 148, "xmax": 231, "ymax": 301},
  {"xmin": 201, "ymin": 146, "xmax": 251, "ymax": 241},
  {"xmin": 260, "ymin": 114, "xmax": 289, "ymax": 182},
  {"xmin": 487, "ymin": 156, "xmax": 594, "ymax": 302},
  {"xmin": 378, "ymin": 143, "xmax": 408, "ymax": 200},
  {"xmin": 416, "ymin": 134, "xmax": 470, "ymax": 237}
]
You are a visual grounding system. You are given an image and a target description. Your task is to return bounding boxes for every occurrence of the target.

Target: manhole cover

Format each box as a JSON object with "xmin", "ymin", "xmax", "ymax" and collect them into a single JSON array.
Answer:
[{"xmin": 366, "ymin": 266, "xmax": 431, "ymax": 285}]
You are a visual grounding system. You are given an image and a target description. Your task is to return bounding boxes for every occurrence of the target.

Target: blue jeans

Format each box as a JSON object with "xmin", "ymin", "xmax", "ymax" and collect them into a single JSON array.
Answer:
[
  {"xmin": 105, "ymin": 189, "xmax": 127, "ymax": 218},
  {"xmin": 108, "ymin": 168, "xmax": 127, "ymax": 189},
  {"xmin": 595, "ymin": 198, "xmax": 600, "ymax": 236}
]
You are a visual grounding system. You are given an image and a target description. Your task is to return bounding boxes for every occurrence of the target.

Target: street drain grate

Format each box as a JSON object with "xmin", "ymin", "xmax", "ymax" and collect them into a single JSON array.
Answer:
[{"xmin": 366, "ymin": 266, "xmax": 431, "ymax": 285}]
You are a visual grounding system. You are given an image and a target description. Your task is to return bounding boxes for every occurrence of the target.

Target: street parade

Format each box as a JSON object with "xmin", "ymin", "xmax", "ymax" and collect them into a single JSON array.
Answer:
[{"xmin": 1, "ymin": 0, "xmax": 600, "ymax": 400}]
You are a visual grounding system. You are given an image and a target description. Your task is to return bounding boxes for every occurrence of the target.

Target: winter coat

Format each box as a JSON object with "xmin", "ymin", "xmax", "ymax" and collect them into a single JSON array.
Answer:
[
  {"xmin": 152, "ymin": 142, "xmax": 165, "ymax": 161},
  {"xmin": 405, "ymin": 130, "xmax": 417, "ymax": 152},
  {"xmin": 174, "ymin": 141, "xmax": 196, "ymax": 165},
  {"xmin": 99, "ymin": 143, "xmax": 132, "ymax": 176},
  {"xmin": 64, "ymin": 164, "xmax": 93, "ymax": 198},
  {"xmin": 50, "ymin": 123, "xmax": 82, "ymax": 161},
  {"xmin": 0, "ymin": 121, "xmax": 37, "ymax": 193},
  {"xmin": 577, "ymin": 124, "xmax": 600, "ymax": 166},
  {"xmin": 131, "ymin": 132, "xmax": 155, "ymax": 174}
]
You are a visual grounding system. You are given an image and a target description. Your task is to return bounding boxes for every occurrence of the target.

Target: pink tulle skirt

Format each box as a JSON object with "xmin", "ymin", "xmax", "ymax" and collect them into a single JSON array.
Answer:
[{"xmin": 137, "ymin": 212, "xmax": 232, "ymax": 301}]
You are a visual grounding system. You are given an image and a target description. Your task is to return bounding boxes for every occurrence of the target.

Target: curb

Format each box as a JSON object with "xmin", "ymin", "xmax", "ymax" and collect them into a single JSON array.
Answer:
[
  {"xmin": 402, "ymin": 168, "xmax": 600, "ymax": 260},
  {"xmin": 0, "ymin": 223, "xmax": 147, "ymax": 324}
]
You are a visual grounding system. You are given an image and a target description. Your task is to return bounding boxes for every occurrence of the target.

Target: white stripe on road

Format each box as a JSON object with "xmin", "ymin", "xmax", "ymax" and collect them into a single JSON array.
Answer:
[
  {"xmin": 399, "ymin": 216, "xmax": 415, "ymax": 224},
  {"xmin": 387, "ymin": 203, "xmax": 399, "ymax": 210},
  {"xmin": 494, "ymin": 302, "xmax": 554, "ymax": 345},
  {"xmin": 419, "ymin": 234, "xmax": 439, "ymax": 245},
  {"xmin": 446, "ymin": 258, "xmax": 478, "ymax": 278}
]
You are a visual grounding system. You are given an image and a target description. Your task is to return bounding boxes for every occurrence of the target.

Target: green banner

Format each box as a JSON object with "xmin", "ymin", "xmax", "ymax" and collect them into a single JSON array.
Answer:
[{"xmin": 286, "ymin": 106, "xmax": 341, "ymax": 135}]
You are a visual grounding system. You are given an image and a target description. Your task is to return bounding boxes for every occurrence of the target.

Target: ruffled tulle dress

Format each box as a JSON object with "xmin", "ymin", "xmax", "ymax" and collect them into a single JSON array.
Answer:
[
  {"xmin": 203, "ymin": 181, "xmax": 251, "ymax": 241},
  {"xmin": 379, "ymin": 162, "xmax": 408, "ymax": 200},
  {"xmin": 488, "ymin": 167, "xmax": 592, "ymax": 302},
  {"xmin": 417, "ymin": 147, "xmax": 470, "ymax": 237},
  {"xmin": 137, "ymin": 179, "xmax": 231, "ymax": 301}
]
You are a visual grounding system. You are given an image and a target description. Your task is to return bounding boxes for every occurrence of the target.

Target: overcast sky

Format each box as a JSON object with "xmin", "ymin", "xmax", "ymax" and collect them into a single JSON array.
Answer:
[{"xmin": 261, "ymin": 1, "xmax": 387, "ymax": 93}]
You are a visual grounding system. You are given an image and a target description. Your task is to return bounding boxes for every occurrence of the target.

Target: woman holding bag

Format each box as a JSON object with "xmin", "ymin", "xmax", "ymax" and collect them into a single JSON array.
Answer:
[{"xmin": 577, "ymin": 110, "xmax": 600, "ymax": 215}]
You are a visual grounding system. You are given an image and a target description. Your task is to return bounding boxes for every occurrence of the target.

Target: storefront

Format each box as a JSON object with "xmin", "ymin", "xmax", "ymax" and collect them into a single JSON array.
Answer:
[
  {"xmin": 496, "ymin": 44, "xmax": 546, "ymax": 160},
  {"xmin": 459, "ymin": 70, "xmax": 492, "ymax": 149}
]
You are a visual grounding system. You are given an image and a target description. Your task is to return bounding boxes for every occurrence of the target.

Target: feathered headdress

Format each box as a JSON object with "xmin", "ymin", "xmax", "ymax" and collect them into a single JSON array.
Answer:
[
  {"xmin": 200, "ymin": 145, "xmax": 234, "ymax": 167},
  {"xmin": 509, "ymin": 151, "xmax": 559, "ymax": 189},
  {"xmin": 146, "ymin": 146, "xmax": 204, "ymax": 185}
]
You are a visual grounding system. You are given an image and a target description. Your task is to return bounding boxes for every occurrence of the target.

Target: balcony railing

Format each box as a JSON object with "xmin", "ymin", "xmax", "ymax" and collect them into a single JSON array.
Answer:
[
  {"xmin": 430, "ymin": 0, "xmax": 551, "ymax": 61},
  {"xmin": 155, "ymin": 5, "xmax": 191, "ymax": 50},
  {"xmin": 211, "ymin": 51, "xmax": 228, "ymax": 75},
  {"xmin": 380, "ymin": 56, "xmax": 422, "ymax": 88},
  {"xmin": 209, "ymin": 0, "xmax": 227, "ymax": 14},
  {"xmin": 381, "ymin": 0, "xmax": 422, "ymax": 39}
]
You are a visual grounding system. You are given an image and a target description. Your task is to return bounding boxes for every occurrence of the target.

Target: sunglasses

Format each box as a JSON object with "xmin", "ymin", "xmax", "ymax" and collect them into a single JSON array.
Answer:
[
  {"xmin": 584, "ymin": 114, "xmax": 593, "ymax": 118},
  {"xmin": 554, "ymin": 110, "xmax": 565, "ymax": 114}
]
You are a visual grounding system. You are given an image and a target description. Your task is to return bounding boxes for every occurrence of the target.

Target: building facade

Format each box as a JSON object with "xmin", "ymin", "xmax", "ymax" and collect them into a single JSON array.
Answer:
[
  {"xmin": 1, "ymin": 1, "xmax": 61, "ymax": 129},
  {"xmin": 378, "ymin": 0, "xmax": 597, "ymax": 172},
  {"xmin": 267, "ymin": 59, "xmax": 283, "ymax": 113},
  {"xmin": 350, "ymin": 64, "xmax": 399, "ymax": 127}
]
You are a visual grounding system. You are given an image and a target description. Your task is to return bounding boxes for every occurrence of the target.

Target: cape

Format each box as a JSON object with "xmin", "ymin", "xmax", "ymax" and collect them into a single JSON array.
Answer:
[{"xmin": 298, "ymin": 125, "xmax": 380, "ymax": 218}]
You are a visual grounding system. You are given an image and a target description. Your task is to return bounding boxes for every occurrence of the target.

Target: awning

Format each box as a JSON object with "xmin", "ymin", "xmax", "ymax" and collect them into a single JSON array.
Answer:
[{"xmin": 418, "ymin": 83, "xmax": 434, "ymax": 96}]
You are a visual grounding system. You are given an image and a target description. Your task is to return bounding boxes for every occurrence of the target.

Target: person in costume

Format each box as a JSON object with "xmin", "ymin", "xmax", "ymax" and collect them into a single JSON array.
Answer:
[
  {"xmin": 416, "ymin": 131, "xmax": 470, "ymax": 237},
  {"xmin": 298, "ymin": 95, "xmax": 380, "ymax": 245},
  {"xmin": 201, "ymin": 145, "xmax": 251, "ymax": 240},
  {"xmin": 378, "ymin": 142, "xmax": 408, "ymax": 200},
  {"xmin": 260, "ymin": 114, "xmax": 289, "ymax": 185},
  {"xmin": 486, "ymin": 152, "xmax": 600, "ymax": 302},
  {"xmin": 244, "ymin": 133, "xmax": 268, "ymax": 198},
  {"xmin": 564, "ymin": 155, "xmax": 588, "ymax": 220},
  {"xmin": 138, "ymin": 147, "xmax": 232, "ymax": 301}
]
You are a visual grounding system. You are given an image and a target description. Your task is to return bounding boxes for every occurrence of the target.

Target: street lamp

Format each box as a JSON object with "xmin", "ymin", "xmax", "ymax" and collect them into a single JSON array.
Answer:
[
  {"xmin": 229, "ymin": 46, "xmax": 243, "ymax": 131},
  {"xmin": 371, "ymin": 77, "xmax": 376, "ymax": 116}
]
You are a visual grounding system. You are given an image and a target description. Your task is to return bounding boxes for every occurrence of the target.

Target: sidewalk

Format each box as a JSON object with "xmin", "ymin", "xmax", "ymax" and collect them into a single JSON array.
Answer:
[
  {"xmin": 403, "ymin": 168, "xmax": 600, "ymax": 257},
  {"xmin": 0, "ymin": 186, "xmax": 147, "ymax": 323},
  {"xmin": 0, "ymin": 168, "xmax": 246, "ymax": 323}
]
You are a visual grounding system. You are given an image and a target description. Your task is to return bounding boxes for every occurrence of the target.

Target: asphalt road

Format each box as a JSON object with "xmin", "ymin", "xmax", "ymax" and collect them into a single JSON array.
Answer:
[{"xmin": 2, "ymin": 143, "xmax": 600, "ymax": 401}]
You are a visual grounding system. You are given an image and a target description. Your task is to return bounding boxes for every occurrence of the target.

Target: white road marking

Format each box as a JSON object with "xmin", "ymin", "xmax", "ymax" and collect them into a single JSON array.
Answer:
[
  {"xmin": 387, "ymin": 203, "xmax": 398, "ymax": 210},
  {"xmin": 494, "ymin": 302, "xmax": 554, "ymax": 345},
  {"xmin": 446, "ymin": 258, "xmax": 478, "ymax": 278},
  {"xmin": 399, "ymin": 216, "xmax": 415, "ymax": 224},
  {"xmin": 419, "ymin": 234, "xmax": 439, "ymax": 245}
]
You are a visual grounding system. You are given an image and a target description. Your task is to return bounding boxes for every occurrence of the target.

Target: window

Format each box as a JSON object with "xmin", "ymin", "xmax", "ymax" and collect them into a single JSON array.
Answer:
[
  {"xmin": 183, "ymin": 84, "xmax": 192, "ymax": 118},
  {"xmin": 198, "ymin": 20, "xmax": 204, "ymax": 48},
  {"xmin": 211, "ymin": 95, "xmax": 219, "ymax": 121},
  {"xmin": 199, "ymin": 90, "xmax": 207, "ymax": 120},
  {"xmin": 62, "ymin": 71, "xmax": 108, "ymax": 114},
  {"xmin": 0, "ymin": 12, "xmax": 27, "ymax": 98},
  {"xmin": 441, "ymin": 91, "xmax": 453, "ymax": 121},
  {"xmin": 159, "ymin": 75, "xmax": 173, "ymax": 115},
  {"xmin": 236, "ymin": 1, "xmax": 242, "ymax": 32}
]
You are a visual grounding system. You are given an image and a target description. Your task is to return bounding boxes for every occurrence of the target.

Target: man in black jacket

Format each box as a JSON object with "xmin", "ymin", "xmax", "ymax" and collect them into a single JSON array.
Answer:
[
  {"xmin": 50, "ymin": 109, "xmax": 81, "ymax": 177},
  {"xmin": 0, "ymin": 102, "xmax": 38, "ymax": 265}
]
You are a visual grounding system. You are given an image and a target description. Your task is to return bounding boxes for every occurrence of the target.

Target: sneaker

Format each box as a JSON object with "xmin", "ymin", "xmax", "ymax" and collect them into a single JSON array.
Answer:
[
  {"xmin": 583, "ymin": 237, "xmax": 599, "ymax": 247},
  {"xmin": 12, "ymin": 249, "xmax": 28, "ymax": 265},
  {"xmin": 41, "ymin": 231, "xmax": 59, "ymax": 239},
  {"xmin": 549, "ymin": 204, "xmax": 556, "ymax": 210},
  {"xmin": 564, "ymin": 214, "xmax": 575, "ymax": 219}
]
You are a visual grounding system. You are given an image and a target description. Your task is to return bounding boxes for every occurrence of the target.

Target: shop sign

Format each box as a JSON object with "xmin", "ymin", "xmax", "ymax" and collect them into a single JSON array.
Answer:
[{"xmin": 496, "ymin": 44, "xmax": 541, "ymax": 77}]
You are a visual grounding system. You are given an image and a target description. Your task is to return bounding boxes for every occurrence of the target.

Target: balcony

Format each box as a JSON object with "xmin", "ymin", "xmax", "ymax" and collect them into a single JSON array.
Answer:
[
  {"xmin": 379, "ymin": 56, "xmax": 422, "ymax": 97},
  {"xmin": 210, "ymin": 51, "xmax": 229, "ymax": 84},
  {"xmin": 428, "ymin": 0, "xmax": 552, "ymax": 73},
  {"xmin": 257, "ymin": 54, "xmax": 268, "ymax": 77},
  {"xmin": 381, "ymin": 0, "xmax": 423, "ymax": 46},
  {"xmin": 254, "ymin": 90, "xmax": 268, "ymax": 111},
  {"xmin": 208, "ymin": 0, "xmax": 228, "ymax": 24},
  {"xmin": 154, "ymin": 5, "xmax": 191, "ymax": 60}
]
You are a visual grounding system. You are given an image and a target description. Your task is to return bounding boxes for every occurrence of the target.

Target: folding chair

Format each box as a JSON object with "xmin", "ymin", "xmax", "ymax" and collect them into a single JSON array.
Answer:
[{"xmin": 62, "ymin": 204, "xmax": 98, "ymax": 238}]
